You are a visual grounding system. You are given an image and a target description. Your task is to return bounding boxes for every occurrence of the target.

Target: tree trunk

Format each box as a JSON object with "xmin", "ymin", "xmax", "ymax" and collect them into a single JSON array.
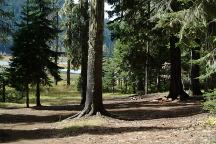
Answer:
[
  {"xmin": 124, "ymin": 78, "xmax": 128, "ymax": 94},
  {"xmin": 36, "ymin": 81, "xmax": 41, "ymax": 106},
  {"xmin": 144, "ymin": 49, "xmax": 148, "ymax": 95},
  {"xmin": 137, "ymin": 75, "xmax": 144, "ymax": 94},
  {"xmin": 168, "ymin": 35, "xmax": 189, "ymax": 100},
  {"xmin": 67, "ymin": 58, "xmax": 71, "ymax": 86},
  {"xmin": 72, "ymin": 0, "xmax": 109, "ymax": 118},
  {"xmin": 156, "ymin": 69, "xmax": 160, "ymax": 92},
  {"xmin": 144, "ymin": 1, "xmax": 151, "ymax": 95},
  {"xmin": 119, "ymin": 79, "xmax": 122, "ymax": 90},
  {"xmin": 2, "ymin": 81, "xmax": 5, "ymax": 102},
  {"xmin": 25, "ymin": 0, "xmax": 29, "ymax": 107},
  {"xmin": 191, "ymin": 45, "xmax": 202, "ymax": 96},
  {"xmin": 25, "ymin": 84, "xmax": 29, "ymax": 108},
  {"xmin": 80, "ymin": 0, "xmax": 89, "ymax": 106},
  {"xmin": 112, "ymin": 72, "xmax": 115, "ymax": 93},
  {"xmin": 54, "ymin": 11, "xmax": 59, "ymax": 85}
]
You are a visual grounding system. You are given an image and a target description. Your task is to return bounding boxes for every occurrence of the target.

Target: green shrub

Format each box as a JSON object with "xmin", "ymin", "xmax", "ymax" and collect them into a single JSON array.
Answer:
[
  {"xmin": 5, "ymin": 90, "xmax": 24, "ymax": 103},
  {"xmin": 203, "ymin": 90, "xmax": 216, "ymax": 114}
]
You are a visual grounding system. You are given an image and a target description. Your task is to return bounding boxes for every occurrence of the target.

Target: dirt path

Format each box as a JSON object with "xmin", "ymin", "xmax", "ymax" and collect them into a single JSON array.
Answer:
[{"xmin": 0, "ymin": 94, "xmax": 216, "ymax": 144}]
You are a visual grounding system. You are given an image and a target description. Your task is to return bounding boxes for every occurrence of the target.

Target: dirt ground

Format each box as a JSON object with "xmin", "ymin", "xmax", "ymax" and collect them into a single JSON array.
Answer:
[{"xmin": 0, "ymin": 94, "xmax": 216, "ymax": 144}]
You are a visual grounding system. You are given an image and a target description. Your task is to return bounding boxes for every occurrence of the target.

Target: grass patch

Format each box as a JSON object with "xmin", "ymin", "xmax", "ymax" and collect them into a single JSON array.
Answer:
[
  {"xmin": 57, "ymin": 116, "xmax": 107, "ymax": 131},
  {"xmin": 0, "ymin": 90, "xmax": 131, "ymax": 107},
  {"xmin": 205, "ymin": 116, "xmax": 216, "ymax": 126},
  {"xmin": 103, "ymin": 93, "xmax": 132, "ymax": 99},
  {"xmin": 0, "ymin": 102, "xmax": 24, "ymax": 108},
  {"xmin": 0, "ymin": 73, "xmax": 132, "ymax": 107}
]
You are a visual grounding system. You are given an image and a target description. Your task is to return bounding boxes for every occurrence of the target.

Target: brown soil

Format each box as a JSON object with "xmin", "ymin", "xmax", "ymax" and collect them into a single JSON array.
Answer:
[{"xmin": 0, "ymin": 94, "xmax": 216, "ymax": 144}]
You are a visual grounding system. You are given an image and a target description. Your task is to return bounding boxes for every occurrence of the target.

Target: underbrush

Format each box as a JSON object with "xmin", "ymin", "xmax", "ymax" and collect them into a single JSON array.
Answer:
[
  {"xmin": 203, "ymin": 90, "xmax": 216, "ymax": 114},
  {"xmin": 203, "ymin": 90, "xmax": 216, "ymax": 127},
  {"xmin": 0, "ymin": 77, "xmax": 131, "ymax": 107}
]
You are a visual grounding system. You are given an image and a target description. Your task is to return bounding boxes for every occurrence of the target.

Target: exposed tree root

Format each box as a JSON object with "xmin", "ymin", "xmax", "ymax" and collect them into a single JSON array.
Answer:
[
  {"xmin": 179, "ymin": 91, "xmax": 190, "ymax": 101},
  {"xmin": 167, "ymin": 91, "xmax": 190, "ymax": 101},
  {"xmin": 64, "ymin": 107, "xmax": 116, "ymax": 121}
]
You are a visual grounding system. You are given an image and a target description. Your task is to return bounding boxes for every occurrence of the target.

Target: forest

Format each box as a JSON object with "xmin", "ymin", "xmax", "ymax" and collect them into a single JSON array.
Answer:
[{"xmin": 0, "ymin": 0, "xmax": 216, "ymax": 143}]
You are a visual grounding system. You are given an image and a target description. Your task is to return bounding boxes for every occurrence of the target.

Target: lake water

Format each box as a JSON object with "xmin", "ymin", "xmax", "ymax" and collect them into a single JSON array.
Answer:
[
  {"xmin": 0, "ymin": 60, "xmax": 9, "ymax": 66},
  {"xmin": 0, "ymin": 60, "xmax": 81, "ymax": 74}
]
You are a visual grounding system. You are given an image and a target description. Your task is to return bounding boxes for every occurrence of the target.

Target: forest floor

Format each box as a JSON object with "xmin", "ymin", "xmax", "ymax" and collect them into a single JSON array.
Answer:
[{"xmin": 0, "ymin": 93, "xmax": 216, "ymax": 144}]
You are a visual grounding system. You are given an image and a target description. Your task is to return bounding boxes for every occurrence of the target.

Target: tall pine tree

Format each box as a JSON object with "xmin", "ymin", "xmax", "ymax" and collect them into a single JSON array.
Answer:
[
  {"xmin": 9, "ymin": 0, "xmax": 34, "ymax": 107},
  {"xmin": 9, "ymin": 0, "xmax": 61, "ymax": 107},
  {"xmin": 68, "ymin": 0, "xmax": 109, "ymax": 118},
  {"xmin": 61, "ymin": 0, "xmax": 81, "ymax": 85},
  {"xmin": 0, "ymin": 0, "xmax": 11, "ymax": 43}
]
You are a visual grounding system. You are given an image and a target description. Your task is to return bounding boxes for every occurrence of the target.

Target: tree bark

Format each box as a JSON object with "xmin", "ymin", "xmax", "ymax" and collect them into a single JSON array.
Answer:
[
  {"xmin": 2, "ymin": 81, "xmax": 5, "ymax": 102},
  {"xmin": 156, "ymin": 70, "xmax": 160, "ymax": 92},
  {"xmin": 112, "ymin": 72, "xmax": 115, "ymax": 93},
  {"xmin": 36, "ymin": 81, "xmax": 41, "ymax": 106},
  {"xmin": 54, "ymin": 11, "xmax": 59, "ymax": 85},
  {"xmin": 25, "ymin": 84, "xmax": 29, "ymax": 108},
  {"xmin": 168, "ymin": 35, "xmax": 189, "ymax": 100},
  {"xmin": 71, "ymin": 0, "xmax": 109, "ymax": 118},
  {"xmin": 144, "ymin": 1, "xmax": 150, "ymax": 95},
  {"xmin": 144, "ymin": 46, "xmax": 148, "ymax": 95},
  {"xmin": 80, "ymin": 0, "xmax": 89, "ymax": 106},
  {"xmin": 191, "ymin": 45, "xmax": 202, "ymax": 96},
  {"xmin": 137, "ymin": 75, "xmax": 144, "ymax": 94},
  {"xmin": 67, "ymin": 58, "xmax": 71, "ymax": 86}
]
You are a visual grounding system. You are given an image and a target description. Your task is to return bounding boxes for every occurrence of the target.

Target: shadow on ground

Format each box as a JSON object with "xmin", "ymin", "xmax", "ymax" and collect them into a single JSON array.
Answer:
[
  {"xmin": 0, "ymin": 98, "xmax": 205, "ymax": 142},
  {"xmin": 32, "ymin": 104, "xmax": 82, "ymax": 111},
  {"xmin": 0, "ymin": 113, "xmax": 74, "ymax": 124},
  {"xmin": 110, "ymin": 105, "xmax": 203, "ymax": 121},
  {"xmin": 105, "ymin": 100, "xmax": 204, "ymax": 120},
  {"xmin": 0, "ymin": 125, "xmax": 180, "ymax": 143},
  {"xmin": 0, "ymin": 100, "xmax": 204, "ymax": 123}
]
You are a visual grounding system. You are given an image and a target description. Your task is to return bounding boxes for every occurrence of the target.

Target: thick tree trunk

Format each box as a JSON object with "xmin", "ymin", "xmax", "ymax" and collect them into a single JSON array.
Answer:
[
  {"xmin": 191, "ymin": 45, "xmax": 202, "ymax": 96},
  {"xmin": 67, "ymin": 58, "xmax": 71, "ymax": 86},
  {"xmin": 36, "ymin": 81, "xmax": 41, "ymax": 106},
  {"xmin": 137, "ymin": 75, "xmax": 144, "ymax": 94},
  {"xmin": 168, "ymin": 35, "xmax": 189, "ymax": 100},
  {"xmin": 25, "ymin": 84, "xmax": 29, "ymax": 108},
  {"xmin": 71, "ymin": 0, "xmax": 109, "ymax": 118},
  {"xmin": 80, "ymin": 0, "xmax": 89, "ymax": 106}
]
